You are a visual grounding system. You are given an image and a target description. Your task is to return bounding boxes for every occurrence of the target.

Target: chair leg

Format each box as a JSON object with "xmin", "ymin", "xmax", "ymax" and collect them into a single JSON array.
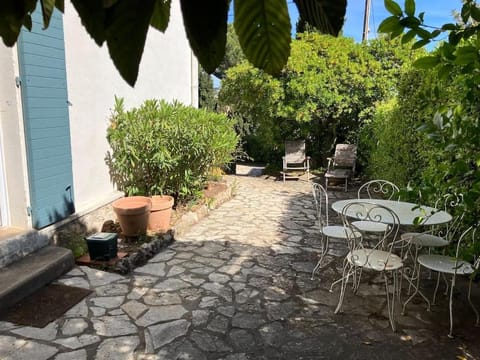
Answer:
[
  {"xmin": 311, "ymin": 235, "xmax": 329, "ymax": 280},
  {"xmin": 325, "ymin": 178, "xmax": 328, "ymax": 191},
  {"xmin": 334, "ymin": 263, "xmax": 352, "ymax": 314},
  {"xmin": 385, "ymin": 272, "xmax": 397, "ymax": 332},
  {"xmin": 467, "ymin": 278, "xmax": 480, "ymax": 327},
  {"xmin": 344, "ymin": 178, "xmax": 348, "ymax": 192},
  {"xmin": 283, "ymin": 171, "xmax": 285, "ymax": 183},
  {"xmin": 448, "ymin": 275, "xmax": 455, "ymax": 338}
]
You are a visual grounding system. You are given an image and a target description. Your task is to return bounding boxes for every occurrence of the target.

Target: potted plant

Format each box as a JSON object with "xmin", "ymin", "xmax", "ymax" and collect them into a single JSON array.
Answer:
[
  {"xmin": 112, "ymin": 196, "xmax": 151, "ymax": 237},
  {"xmin": 149, "ymin": 195, "xmax": 174, "ymax": 232}
]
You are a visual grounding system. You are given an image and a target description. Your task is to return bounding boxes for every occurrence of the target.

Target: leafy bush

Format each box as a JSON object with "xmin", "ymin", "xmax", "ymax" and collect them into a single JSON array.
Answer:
[{"xmin": 106, "ymin": 97, "xmax": 238, "ymax": 201}]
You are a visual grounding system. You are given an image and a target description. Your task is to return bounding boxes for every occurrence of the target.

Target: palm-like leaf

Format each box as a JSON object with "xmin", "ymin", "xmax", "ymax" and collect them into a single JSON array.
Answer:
[
  {"xmin": 294, "ymin": 0, "xmax": 346, "ymax": 36},
  {"xmin": 235, "ymin": 0, "xmax": 291, "ymax": 75}
]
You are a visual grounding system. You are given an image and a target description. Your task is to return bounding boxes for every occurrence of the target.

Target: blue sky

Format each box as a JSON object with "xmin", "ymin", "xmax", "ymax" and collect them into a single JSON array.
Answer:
[{"xmin": 289, "ymin": 0, "xmax": 463, "ymax": 43}]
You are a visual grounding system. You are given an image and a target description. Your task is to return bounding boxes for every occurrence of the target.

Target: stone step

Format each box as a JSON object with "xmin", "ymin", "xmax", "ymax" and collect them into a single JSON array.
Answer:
[
  {"xmin": 0, "ymin": 229, "xmax": 50, "ymax": 268},
  {"xmin": 0, "ymin": 246, "xmax": 74, "ymax": 314}
]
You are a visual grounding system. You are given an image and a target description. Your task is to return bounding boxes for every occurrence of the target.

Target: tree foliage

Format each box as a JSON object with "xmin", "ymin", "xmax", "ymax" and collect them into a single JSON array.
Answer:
[
  {"xmin": 372, "ymin": 0, "xmax": 480, "ymax": 228},
  {"xmin": 0, "ymin": 0, "xmax": 347, "ymax": 86},
  {"xmin": 219, "ymin": 33, "xmax": 416, "ymax": 164},
  {"xmin": 198, "ymin": 66, "xmax": 216, "ymax": 111},
  {"xmin": 214, "ymin": 24, "xmax": 245, "ymax": 80}
]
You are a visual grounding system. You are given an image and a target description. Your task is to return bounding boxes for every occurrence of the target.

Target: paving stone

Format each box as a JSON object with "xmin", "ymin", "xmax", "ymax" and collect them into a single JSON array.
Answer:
[
  {"xmin": 65, "ymin": 299, "xmax": 89, "ymax": 318},
  {"xmin": 166, "ymin": 265, "xmax": 186, "ymax": 277},
  {"xmin": 192, "ymin": 310, "xmax": 210, "ymax": 326},
  {"xmin": 121, "ymin": 300, "xmax": 148, "ymax": 319},
  {"xmin": 156, "ymin": 339, "xmax": 206, "ymax": 360},
  {"xmin": 149, "ymin": 250, "xmax": 176, "ymax": 262},
  {"xmin": 198, "ymin": 296, "xmax": 220, "ymax": 308},
  {"xmin": 265, "ymin": 301, "xmax": 296, "ymax": 321},
  {"xmin": 180, "ymin": 273, "xmax": 206, "ymax": 286},
  {"xmin": 92, "ymin": 315, "xmax": 137, "ymax": 337},
  {"xmin": 54, "ymin": 349, "xmax": 87, "ymax": 360},
  {"xmin": 80, "ymin": 266, "xmax": 124, "ymax": 287},
  {"xmin": 179, "ymin": 287, "xmax": 204, "ymax": 302},
  {"xmin": 229, "ymin": 329, "xmax": 256, "ymax": 350},
  {"xmin": 57, "ymin": 277, "xmax": 90, "ymax": 289},
  {"xmin": 207, "ymin": 314, "xmax": 229, "ymax": 333},
  {"xmin": 62, "ymin": 318, "xmax": 88, "ymax": 336},
  {"xmin": 54, "ymin": 334, "xmax": 100, "ymax": 349},
  {"xmin": 190, "ymin": 266, "xmax": 216, "ymax": 275},
  {"xmin": 218, "ymin": 265, "xmax": 242, "ymax": 275},
  {"xmin": 202, "ymin": 282, "xmax": 233, "ymax": 302},
  {"xmin": 127, "ymin": 286, "xmax": 149, "ymax": 300},
  {"xmin": 154, "ymin": 278, "xmax": 190, "ymax": 292},
  {"xmin": 143, "ymin": 290, "xmax": 182, "ymax": 306},
  {"xmin": 133, "ymin": 275, "xmax": 158, "ymax": 287},
  {"xmin": 90, "ymin": 296, "xmax": 124, "ymax": 309},
  {"xmin": 95, "ymin": 283, "xmax": 129, "ymax": 296},
  {"xmin": 0, "ymin": 335, "xmax": 58, "ymax": 360},
  {"xmin": 136, "ymin": 305, "xmax": 188, "ymax": 327},
  {"xmin": 148, "ymin": 320, "xmax": 190, "ymax": 350},
  {"xmin": 95, "ymin": 336, "xmax": 139, "ymax": 360},
  {"xmin": 190, "ymin": 330, "xmax": 232, "ymax": 352},
  {"xmin": 259, "ymin": 322, "xmax": 286, "ymax": 346},
  {"xmin": 91, "ymin": 307, "xmax": 106, "ymax": 317},
  {"xmin": 134, "ymin": 262, "xmax": 166, "ymax": 277},
  {"xmin": 208, "ymin": 272, "xmax": 231, "ymax": 283},
  {"xmin": 12, "ymin": 322, "xmax": 58, "ymax": 341},
  {"xmin": 64, "ymin": 268, "xmax": 85, "ymax": 277},
  {"xmin": 217, "ymin": 305, "xmax": 235, "ymax": 317},
  {"xmin": 232, "ymin": 312, "xmax": 266, "ymax": 329}
]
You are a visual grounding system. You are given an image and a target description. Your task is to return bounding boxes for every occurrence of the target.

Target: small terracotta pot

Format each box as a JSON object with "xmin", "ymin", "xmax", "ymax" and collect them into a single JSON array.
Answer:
[
  {"xmin": 112, "ymin": 196, "xmax": 151, "ymax": 237},
  {"xmin": 148, "ymin": 195, "xmax": 174, "ymax": 233}
]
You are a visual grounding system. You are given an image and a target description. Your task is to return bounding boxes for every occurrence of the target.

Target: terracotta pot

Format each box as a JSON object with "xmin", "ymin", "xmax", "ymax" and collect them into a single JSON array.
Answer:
[
  {"xmin": 112, "ymin": 196, "xmax": 151, "ymax": 237},
  {"xmin": 148, "ymin": 195, "xmax": 174, "ymax": 232}
]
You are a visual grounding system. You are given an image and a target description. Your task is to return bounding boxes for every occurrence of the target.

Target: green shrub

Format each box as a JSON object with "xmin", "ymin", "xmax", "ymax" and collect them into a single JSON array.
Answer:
[{"xmin": 106, "ymin": 97, "xmax": 238, "ymax": 201}]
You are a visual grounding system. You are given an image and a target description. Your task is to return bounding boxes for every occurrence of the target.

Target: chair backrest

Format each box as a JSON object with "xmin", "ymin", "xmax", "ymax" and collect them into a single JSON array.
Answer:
[
  {"xmin": 311, "ymin": 182, "xmax": 330, "ymax": 229},
  {"xmin": 333, "ymin": 144, "xmax": 357, "ymax": 169},
  {"xmin": 453, "ymin": 226, "xmax": 478, "ymax": 275},
  {"xmin": 432, "ymin": 193, "xmax": 465, "ymax": 242},
  {"xmin": 341, "ymin": 201, "xmax": 401, "ymax": 255},
  {"xmin": 285, "ymin": 140, "xmax": 306, "ymax": 164},
  {"xmin": 358, "ymin": 180, "xmax": 400, "ymax": 200}
]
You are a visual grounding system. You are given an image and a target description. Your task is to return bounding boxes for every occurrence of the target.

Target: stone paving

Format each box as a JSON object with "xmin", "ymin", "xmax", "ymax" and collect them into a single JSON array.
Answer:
[{"xmin": 1, "ymin": 175, "xmax": 480, "ymax": 359}]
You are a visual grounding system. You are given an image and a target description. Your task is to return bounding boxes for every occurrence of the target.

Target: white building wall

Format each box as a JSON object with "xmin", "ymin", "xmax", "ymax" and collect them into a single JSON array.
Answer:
[{"xmin": 63, "ymin": 0, "xmax": 198, "ymax": 213}]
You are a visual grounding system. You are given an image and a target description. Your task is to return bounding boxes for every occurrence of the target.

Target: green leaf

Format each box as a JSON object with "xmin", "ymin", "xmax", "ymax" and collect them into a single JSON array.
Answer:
[
  {"xmin": 411, "ymin": 38, "xmax": 429, "ymax": 49},
  {"xmin": 384, "ymin": 0, "xmax": 403, "ymax": 16},
  {"xmin": 180, "ymin": 0, "xmax": 228, "ymax": 74},
  {"xmin": 401, "ymin": 29, "xmax": 416, "ymax": 44},
  {"xmin": 413, "ymin": 55, "xmax": 440, "ymax": 69},
  {"xmin": 235, "ymin": 0, "xmax": 291, "ymax": 75},
  {"xmin": 378, "ymin": 16, "xmax": 401, "ymax": 33},
  {"xmin": 441, "ymin": 23, "xmax": 457, "ymax": 31},
  {"xmin": 71, "ymin": 0, "xmax": 107, "ymax": 46},
  {"xmin": 55, "ymin": 0, "xmax": 64, "ymax": 12},
  {"xmin": 405, "ymin": 0, "xmax": 415, "ymax": 16},
  {"xmin": 0, "ymin": 0, "xmax": 38, "ymax": 46},
  {"xmin": 105, "ymin": 0, "xmax": 156, "ymax": 86},
  {"xmin": 150, "ymin": 0, "xmax": 170, "ymax": 32},
  {"xmin": 40, "ymin": 0, "xmax": 55, "ymax": 28},
  {"xmin": 294, "ymin": 0, "xmax": 347, "ymax": 36},
  {"xmin": 454, "ymin": 45, "xmax": 478, "ymax": 65},
  {"xmin": 471, "ymin": 5, "xmax": 480, "ymax": 22}
]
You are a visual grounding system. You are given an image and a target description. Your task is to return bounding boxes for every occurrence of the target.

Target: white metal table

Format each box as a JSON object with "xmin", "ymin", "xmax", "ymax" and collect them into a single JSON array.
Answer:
[{"xmin": 331, "ymin": 199, "xmax": 452, "ymax": 226}]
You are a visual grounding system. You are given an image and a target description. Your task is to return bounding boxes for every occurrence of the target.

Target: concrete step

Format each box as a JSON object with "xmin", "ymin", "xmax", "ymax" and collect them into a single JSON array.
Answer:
[
  {"xmin": 0, "ymin": 228, "xmax": 50, "ymax": 268},
  {"xmin": 0, "ymin": 246, "xmax": 74, "ymax": 314}
]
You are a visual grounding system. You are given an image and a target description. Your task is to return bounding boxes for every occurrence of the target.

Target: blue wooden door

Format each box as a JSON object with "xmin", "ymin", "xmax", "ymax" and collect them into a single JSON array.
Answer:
[{"xmin": 17, "ymin": 9, "xmax": 75, "ymax": 229}]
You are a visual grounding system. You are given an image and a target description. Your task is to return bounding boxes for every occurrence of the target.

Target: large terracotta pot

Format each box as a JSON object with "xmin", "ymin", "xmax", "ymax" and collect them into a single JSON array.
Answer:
[
  {"xmin": 148, "ymin": 195, "xmax": 174, "ymax": 232},
  {"xmin": 112, "ymin": 196, "xmax": 151, "ymax": 237}
]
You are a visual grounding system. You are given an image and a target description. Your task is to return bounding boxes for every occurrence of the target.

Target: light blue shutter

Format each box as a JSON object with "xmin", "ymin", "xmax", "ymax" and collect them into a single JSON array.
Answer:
[{"xmin": 17, "ymin": 9, "xmax": 75, "ymax": 229}]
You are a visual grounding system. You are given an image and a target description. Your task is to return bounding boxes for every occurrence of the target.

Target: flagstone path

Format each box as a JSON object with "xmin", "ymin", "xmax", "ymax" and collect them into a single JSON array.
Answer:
[{"xmin": 0, "ymin": 175, "xmax": 479, "ymax": 359}]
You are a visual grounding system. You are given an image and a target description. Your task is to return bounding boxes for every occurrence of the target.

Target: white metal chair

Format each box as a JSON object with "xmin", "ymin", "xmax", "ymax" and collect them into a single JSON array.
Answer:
[
  {"xmin": 401, "ymin": 194, "xmax": 465, "ymax": 296},
  {"xmin": 310, "ymin": 183, "xmax": 361, "ymax": 280},
  {"xmin": 324, "ymin": 144, "xmax": 357, "ymax": 192},
  {"xmin": 352, "ymin": 180, "xmax": 400, "ymax": 236},
  {"xmin": 282, "ymin": 140, "xmax": 310, "ymax": 183},
  {"xmin": 402, "ymin": 226, "xmax": 479, "ymax": 338},
  {"xmin": 334, "ymin": 201, "xmax": 403, "ymax": 332}
]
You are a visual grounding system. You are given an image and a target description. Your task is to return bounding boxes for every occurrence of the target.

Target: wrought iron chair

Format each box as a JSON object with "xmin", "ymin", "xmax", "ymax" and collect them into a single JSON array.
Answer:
[
  {"xmin": 310, "ymin": 183, "xmax": 361, "ymax": 280},
  {"xmin": 282, "ymin": 140, "xmax": 310, "ymax": 183},
  {"xmin": 324, "ymin": 144, "xmax": 357, "ymax": 192},
  {"xmin": 352, "ymin": 180, "xmax": 400, "ymax": 237},
  {"xmin": 401, "ymin": 194, "xmax": 464, "ymax": 296},
  {"xmin": 402, "ymin": 226, "xmax": 479, "ymax": 338},
  {"xmin": 334, "ymin": 201, "xmax": 403, "ymax": 332}
]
